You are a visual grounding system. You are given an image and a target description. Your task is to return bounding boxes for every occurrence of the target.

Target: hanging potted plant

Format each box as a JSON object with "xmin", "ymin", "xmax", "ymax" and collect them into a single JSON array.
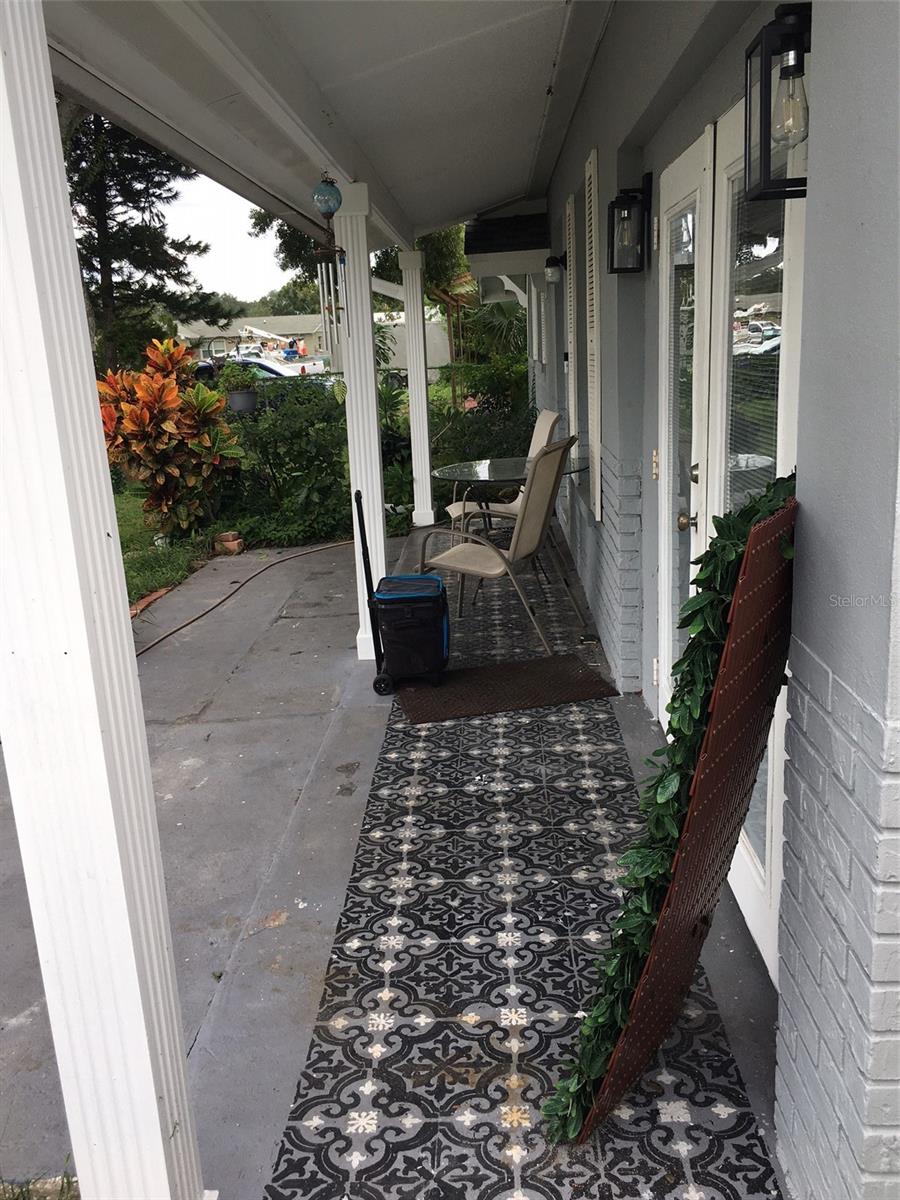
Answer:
[{"xmin": 217, "ymin": 362, "xmax": 259, "ymax": 413}]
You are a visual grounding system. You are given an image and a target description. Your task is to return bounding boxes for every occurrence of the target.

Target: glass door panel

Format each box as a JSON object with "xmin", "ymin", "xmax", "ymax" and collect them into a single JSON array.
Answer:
[
  {"xmin": 724, "ymin": 185, "xmax": 786, "ymax": 870},
  {"xmin": 724, "ymin": 186, "xmax": 785, "ymax": 514},
  {"xmin": 667, "ymin": 206, "xmax": 697, "ymax": 666},
  {"xmin": 657, "ymin": 128, "xmax": 713, "ymax": 722}
]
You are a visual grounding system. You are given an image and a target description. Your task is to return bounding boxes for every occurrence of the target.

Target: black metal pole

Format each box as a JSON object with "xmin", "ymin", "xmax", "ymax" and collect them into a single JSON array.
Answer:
[{"xmin": 354, "ymin": 489, "xmax": 384, "ymax": 670}]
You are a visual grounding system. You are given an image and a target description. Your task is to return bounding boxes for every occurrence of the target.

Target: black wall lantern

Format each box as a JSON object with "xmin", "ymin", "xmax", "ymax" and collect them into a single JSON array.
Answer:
[
  {"xmin": 745, "ymin": 3, "xmax": 811, "ymax": 201},
  {"xmin": 607, "ymin": 173, "xmax": 652, "ymax": 273},
  {"xmin": 544, "ymin": 252, "xmax": 567, "ymax": 285}
]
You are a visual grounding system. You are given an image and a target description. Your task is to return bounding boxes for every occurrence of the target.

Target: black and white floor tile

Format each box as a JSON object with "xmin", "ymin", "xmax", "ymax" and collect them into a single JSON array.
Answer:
[{"xmin": 265, "ymin": 549, "xmax": 781, "ymax": 1200}]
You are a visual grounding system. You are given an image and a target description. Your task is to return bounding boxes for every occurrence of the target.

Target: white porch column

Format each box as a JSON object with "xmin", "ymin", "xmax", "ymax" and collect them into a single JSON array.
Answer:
[
  {"xmin": 0, "ymin": 6, "xmax": 208, "ymax": 1199},
  {"xmin": 399, "ymin": 250, "xmax": 434, "ymax": 526},
  {"xmin": 334, "ymin": 183, "xmax": 386, "ymax": 659}
]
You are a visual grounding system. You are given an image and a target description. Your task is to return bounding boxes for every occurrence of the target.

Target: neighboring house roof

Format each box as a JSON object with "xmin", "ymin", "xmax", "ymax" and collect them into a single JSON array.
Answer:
[{"xmin": 178, "ymin": 313, "xmax": 324, "ymax": 342}]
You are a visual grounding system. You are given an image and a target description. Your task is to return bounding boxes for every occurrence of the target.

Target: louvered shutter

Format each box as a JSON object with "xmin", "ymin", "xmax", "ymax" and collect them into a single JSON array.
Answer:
[
  {"xmin": 585, "ymin": 149, "xmax": 603, "ymax": 517},
  {"xmin": 564, "ymin": 194, "xmax": 577, "ymax": 437},
  {"xmin": 539, "ymin": 291, "xmax": 547, "ymax": 366}
]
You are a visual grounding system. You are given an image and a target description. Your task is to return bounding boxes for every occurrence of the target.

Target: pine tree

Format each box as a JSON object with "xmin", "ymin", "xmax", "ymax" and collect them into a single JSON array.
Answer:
[{"xmin": 62, "ymin": 108, "xmax": 244, "ymax": 369}]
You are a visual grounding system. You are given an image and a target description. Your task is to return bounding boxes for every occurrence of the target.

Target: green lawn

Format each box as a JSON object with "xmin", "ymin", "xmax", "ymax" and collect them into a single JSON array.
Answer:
[
  {"xmin": 0, "ymin": 1178, "xmax": 78, "ymax": 1199},
  {"xmin": 115, "ymin": 488, "xmax": 210, "ymax": 604}
]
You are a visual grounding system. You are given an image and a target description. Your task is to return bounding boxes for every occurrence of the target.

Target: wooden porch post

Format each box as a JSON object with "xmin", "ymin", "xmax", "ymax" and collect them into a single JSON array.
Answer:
[{"xmin": 0, "ymin": 4, "xmax": 210, "ymax": 1197}]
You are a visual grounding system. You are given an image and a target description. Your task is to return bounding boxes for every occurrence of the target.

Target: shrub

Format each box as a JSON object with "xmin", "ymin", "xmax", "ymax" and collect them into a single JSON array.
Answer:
[
  {"xmin": 428, "ymin": 355, "xmax": 535, "ymax": 512},
  {"xmin": 219, "ymin": 376, "xmax": 352, "ymax": 545},
  {"xmin": 99, "ymin": 339, "xmax": 243, "ymax": 536},
  {"xmin": 108, "ymin": 463, "xmax": 127, "ymax": 494}
]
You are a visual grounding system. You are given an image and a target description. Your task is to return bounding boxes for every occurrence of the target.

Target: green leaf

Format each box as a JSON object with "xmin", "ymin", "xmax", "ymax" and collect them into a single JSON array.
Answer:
[
  {"xmin": 656, "ymin": 773, "xmax": 681, "ymax": 803},
  {"xmin": 564, "ymin": 1108, "xmax": 584, "ymax": 1141},
  {"xmin": 679, "ymin": 591, "xmax": 717, "ymax": 618}
]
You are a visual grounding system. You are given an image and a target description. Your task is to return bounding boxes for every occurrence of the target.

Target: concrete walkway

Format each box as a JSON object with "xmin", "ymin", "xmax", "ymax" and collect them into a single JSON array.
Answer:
[{"xmin": 0, "ymin": 541, "xmax": 400, "ymax": 1194}]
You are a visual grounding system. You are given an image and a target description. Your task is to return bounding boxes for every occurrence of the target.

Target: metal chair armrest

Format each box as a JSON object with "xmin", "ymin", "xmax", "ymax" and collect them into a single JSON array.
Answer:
[{"xmin": 418, "ymin": 526, "xmax": 457, "ymax": 571}]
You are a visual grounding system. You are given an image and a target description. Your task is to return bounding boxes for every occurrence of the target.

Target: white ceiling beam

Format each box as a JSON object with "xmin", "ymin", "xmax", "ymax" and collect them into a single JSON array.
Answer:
[
  {"xmin": 526, "ymin": 0, "xmax": 615, "ymax": 197},
  {"xmin": 49, "ymin": 47, "xmax": 328, "ymax": 244},
  {"xmin": 468, "ymin": 249, "xmax": 550, "ymax": 278},
  {"xmin": 158, "ymin": 0, "xmax": 414, "ymax": 249},
  {"xmin": 372, "ymin": 277, "xmax": 404, "ymax": 302}
]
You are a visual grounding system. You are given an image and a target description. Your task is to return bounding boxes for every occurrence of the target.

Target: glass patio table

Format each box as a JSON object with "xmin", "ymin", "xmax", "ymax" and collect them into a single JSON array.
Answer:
[
  {"xmin": 431, "ymin": 456, "xmax": 589, "ymax": 522},
  {"xmin": 432, "ymin": 456, "xmax": 588, "ymax": 484}
]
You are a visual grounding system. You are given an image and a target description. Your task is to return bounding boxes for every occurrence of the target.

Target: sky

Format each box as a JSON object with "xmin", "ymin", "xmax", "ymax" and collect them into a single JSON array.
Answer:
[{"xmin": 164, "ymin": 174, "xmax": 294, "ymax": 302}]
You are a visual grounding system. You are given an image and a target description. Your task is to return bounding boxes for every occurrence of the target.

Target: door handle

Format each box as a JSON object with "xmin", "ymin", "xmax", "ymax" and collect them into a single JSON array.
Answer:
[{"xmin": 677, "ymin": 512, "xmax": 698, "ymax": 532}]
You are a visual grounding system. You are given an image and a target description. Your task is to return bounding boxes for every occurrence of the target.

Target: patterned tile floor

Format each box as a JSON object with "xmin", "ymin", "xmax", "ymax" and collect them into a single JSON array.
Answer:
[{"xmin": 265, "ymin": 547, "xmax": 781, "ymax": 1200}]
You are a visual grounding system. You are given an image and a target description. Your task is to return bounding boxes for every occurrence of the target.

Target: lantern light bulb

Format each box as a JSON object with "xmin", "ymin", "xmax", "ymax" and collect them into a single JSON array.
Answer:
[
  {"xmin": 772, "ymin": 64, "xmax": 809, "ymax": 148},
  {"xmin": 615, "ymin": 207, "xmax": 635, "ymax": 250}
]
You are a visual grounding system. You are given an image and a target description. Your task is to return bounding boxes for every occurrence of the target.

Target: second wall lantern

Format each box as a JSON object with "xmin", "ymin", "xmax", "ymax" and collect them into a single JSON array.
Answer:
[
  {"xmin": 544, "ymin": 253, "xmax": 567, "ymax": 285},
  {"xmin": 607, "ymin": 173, "xmax": 652, "ymax": 273}
]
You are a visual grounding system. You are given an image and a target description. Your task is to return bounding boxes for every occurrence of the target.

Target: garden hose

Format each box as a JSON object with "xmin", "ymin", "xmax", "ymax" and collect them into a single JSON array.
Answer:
[{"xmin": 135, "ymin": 539, "xmax": 353, "ymax": 658}]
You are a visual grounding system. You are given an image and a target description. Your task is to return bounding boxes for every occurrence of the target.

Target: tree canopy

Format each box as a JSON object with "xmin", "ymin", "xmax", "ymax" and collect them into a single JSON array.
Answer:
[
  {"xmin": 244, "ymin": 277, "xmax": 321, "ymax": 316},
  {"xmin": 249, "ymin": 210, "xmax": 468, "ymax": 297},
  {"xmin": 62, "ymin": 108, "xmax": 243, "ymax": 369}
]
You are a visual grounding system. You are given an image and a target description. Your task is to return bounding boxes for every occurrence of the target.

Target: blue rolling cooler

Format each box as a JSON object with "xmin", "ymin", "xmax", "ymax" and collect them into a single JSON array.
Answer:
[{"xmin": 354, "ymin": 491, "xmax": 449, "ymax": 695}]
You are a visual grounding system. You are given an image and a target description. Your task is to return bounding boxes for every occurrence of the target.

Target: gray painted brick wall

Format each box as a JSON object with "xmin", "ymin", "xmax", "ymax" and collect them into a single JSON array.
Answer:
[
  {"xmin": 776, "ymin": 636, "xmax": 900, "ymax": 1200},
  {"xmin": 557, "ymin": 445, "xmax": 642, "ymax": 692}
]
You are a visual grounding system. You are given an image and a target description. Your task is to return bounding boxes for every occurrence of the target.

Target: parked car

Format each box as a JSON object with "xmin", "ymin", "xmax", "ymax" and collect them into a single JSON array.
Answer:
[
  {"xmin": 234, "ymin": 354, "xmax": 329, "ymax": 379},
  {"xmin": 192, "ymin": 358, "xmax": 217, "ymax": 382},
  {"xmin": 234, "ymin": 355, "xmax": 300, "ymax": 379},
  {"xmin": 294, "ymin": 356, "xmax": 328, "ymax": 376},
  {"xmin": 747, "ymin": 320, "xmax": 780, "ymax": 342}
]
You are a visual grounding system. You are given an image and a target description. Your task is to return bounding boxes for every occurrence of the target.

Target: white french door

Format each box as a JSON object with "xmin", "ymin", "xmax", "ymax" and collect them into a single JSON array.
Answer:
[
  {"xmin": 711, "ymin": 101, "xmax": 802, "ymax": 982},
  {"xmin": 658, "ymin": 103, "xmax": 804, "ymax": 981}
]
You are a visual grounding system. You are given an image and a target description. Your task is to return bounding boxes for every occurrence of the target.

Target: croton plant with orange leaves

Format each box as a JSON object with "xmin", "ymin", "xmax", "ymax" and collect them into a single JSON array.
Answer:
[{"xmin": 99, "ymin": 339, "xmax": 243, "ymax": 536}]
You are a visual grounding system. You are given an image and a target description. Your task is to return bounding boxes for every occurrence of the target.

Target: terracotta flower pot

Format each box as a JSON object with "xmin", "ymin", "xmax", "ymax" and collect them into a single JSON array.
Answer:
[{"xmin": 214, "ymin": 531, "xmax": 244, "ymax": 555}]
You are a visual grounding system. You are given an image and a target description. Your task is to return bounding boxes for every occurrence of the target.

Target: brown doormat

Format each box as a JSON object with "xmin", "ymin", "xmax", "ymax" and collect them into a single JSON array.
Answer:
[{"xmin": 396, "ymin": 653, "xmax": 618, "ymax": 724}]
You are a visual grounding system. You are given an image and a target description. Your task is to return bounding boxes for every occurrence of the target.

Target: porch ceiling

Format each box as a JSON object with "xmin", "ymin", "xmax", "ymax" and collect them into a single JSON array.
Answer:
[{"xmin": 43, "ymin": 0, "xmax": 612, "ymax": 247}]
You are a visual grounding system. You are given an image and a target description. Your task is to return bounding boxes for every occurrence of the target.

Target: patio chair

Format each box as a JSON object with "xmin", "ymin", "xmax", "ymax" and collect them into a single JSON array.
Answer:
[
  {"xmin": 444, "ymin": 407, "xmax": 560, "ymax": 529},
  {"xmin": 420, "ymin": 435, "xmax": 578, "ymax": 655}
]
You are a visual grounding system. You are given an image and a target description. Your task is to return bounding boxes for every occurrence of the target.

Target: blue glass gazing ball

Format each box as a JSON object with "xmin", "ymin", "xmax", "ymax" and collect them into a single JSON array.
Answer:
[{"xmin": 312, "ymin": 178, "xmax": 342, "ymax": 218}]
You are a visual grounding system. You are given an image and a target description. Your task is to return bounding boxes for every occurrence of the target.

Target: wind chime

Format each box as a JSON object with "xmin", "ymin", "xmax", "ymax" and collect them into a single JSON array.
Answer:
[{"xmin": 312, "ymin": 172, "xmax": 346, "ymax": 355}]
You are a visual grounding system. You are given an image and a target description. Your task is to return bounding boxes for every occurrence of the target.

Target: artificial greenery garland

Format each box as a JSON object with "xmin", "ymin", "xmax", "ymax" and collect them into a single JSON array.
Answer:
[{"xmin": 543, "ymin": 473, "xmax": 796, "ymax": 1144}]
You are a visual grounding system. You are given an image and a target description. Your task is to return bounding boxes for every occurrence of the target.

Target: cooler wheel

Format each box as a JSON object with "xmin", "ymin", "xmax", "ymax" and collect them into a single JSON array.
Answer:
[{"xmin": 373, "ymin": 673, "xmax": 394, "ymax": 696}]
